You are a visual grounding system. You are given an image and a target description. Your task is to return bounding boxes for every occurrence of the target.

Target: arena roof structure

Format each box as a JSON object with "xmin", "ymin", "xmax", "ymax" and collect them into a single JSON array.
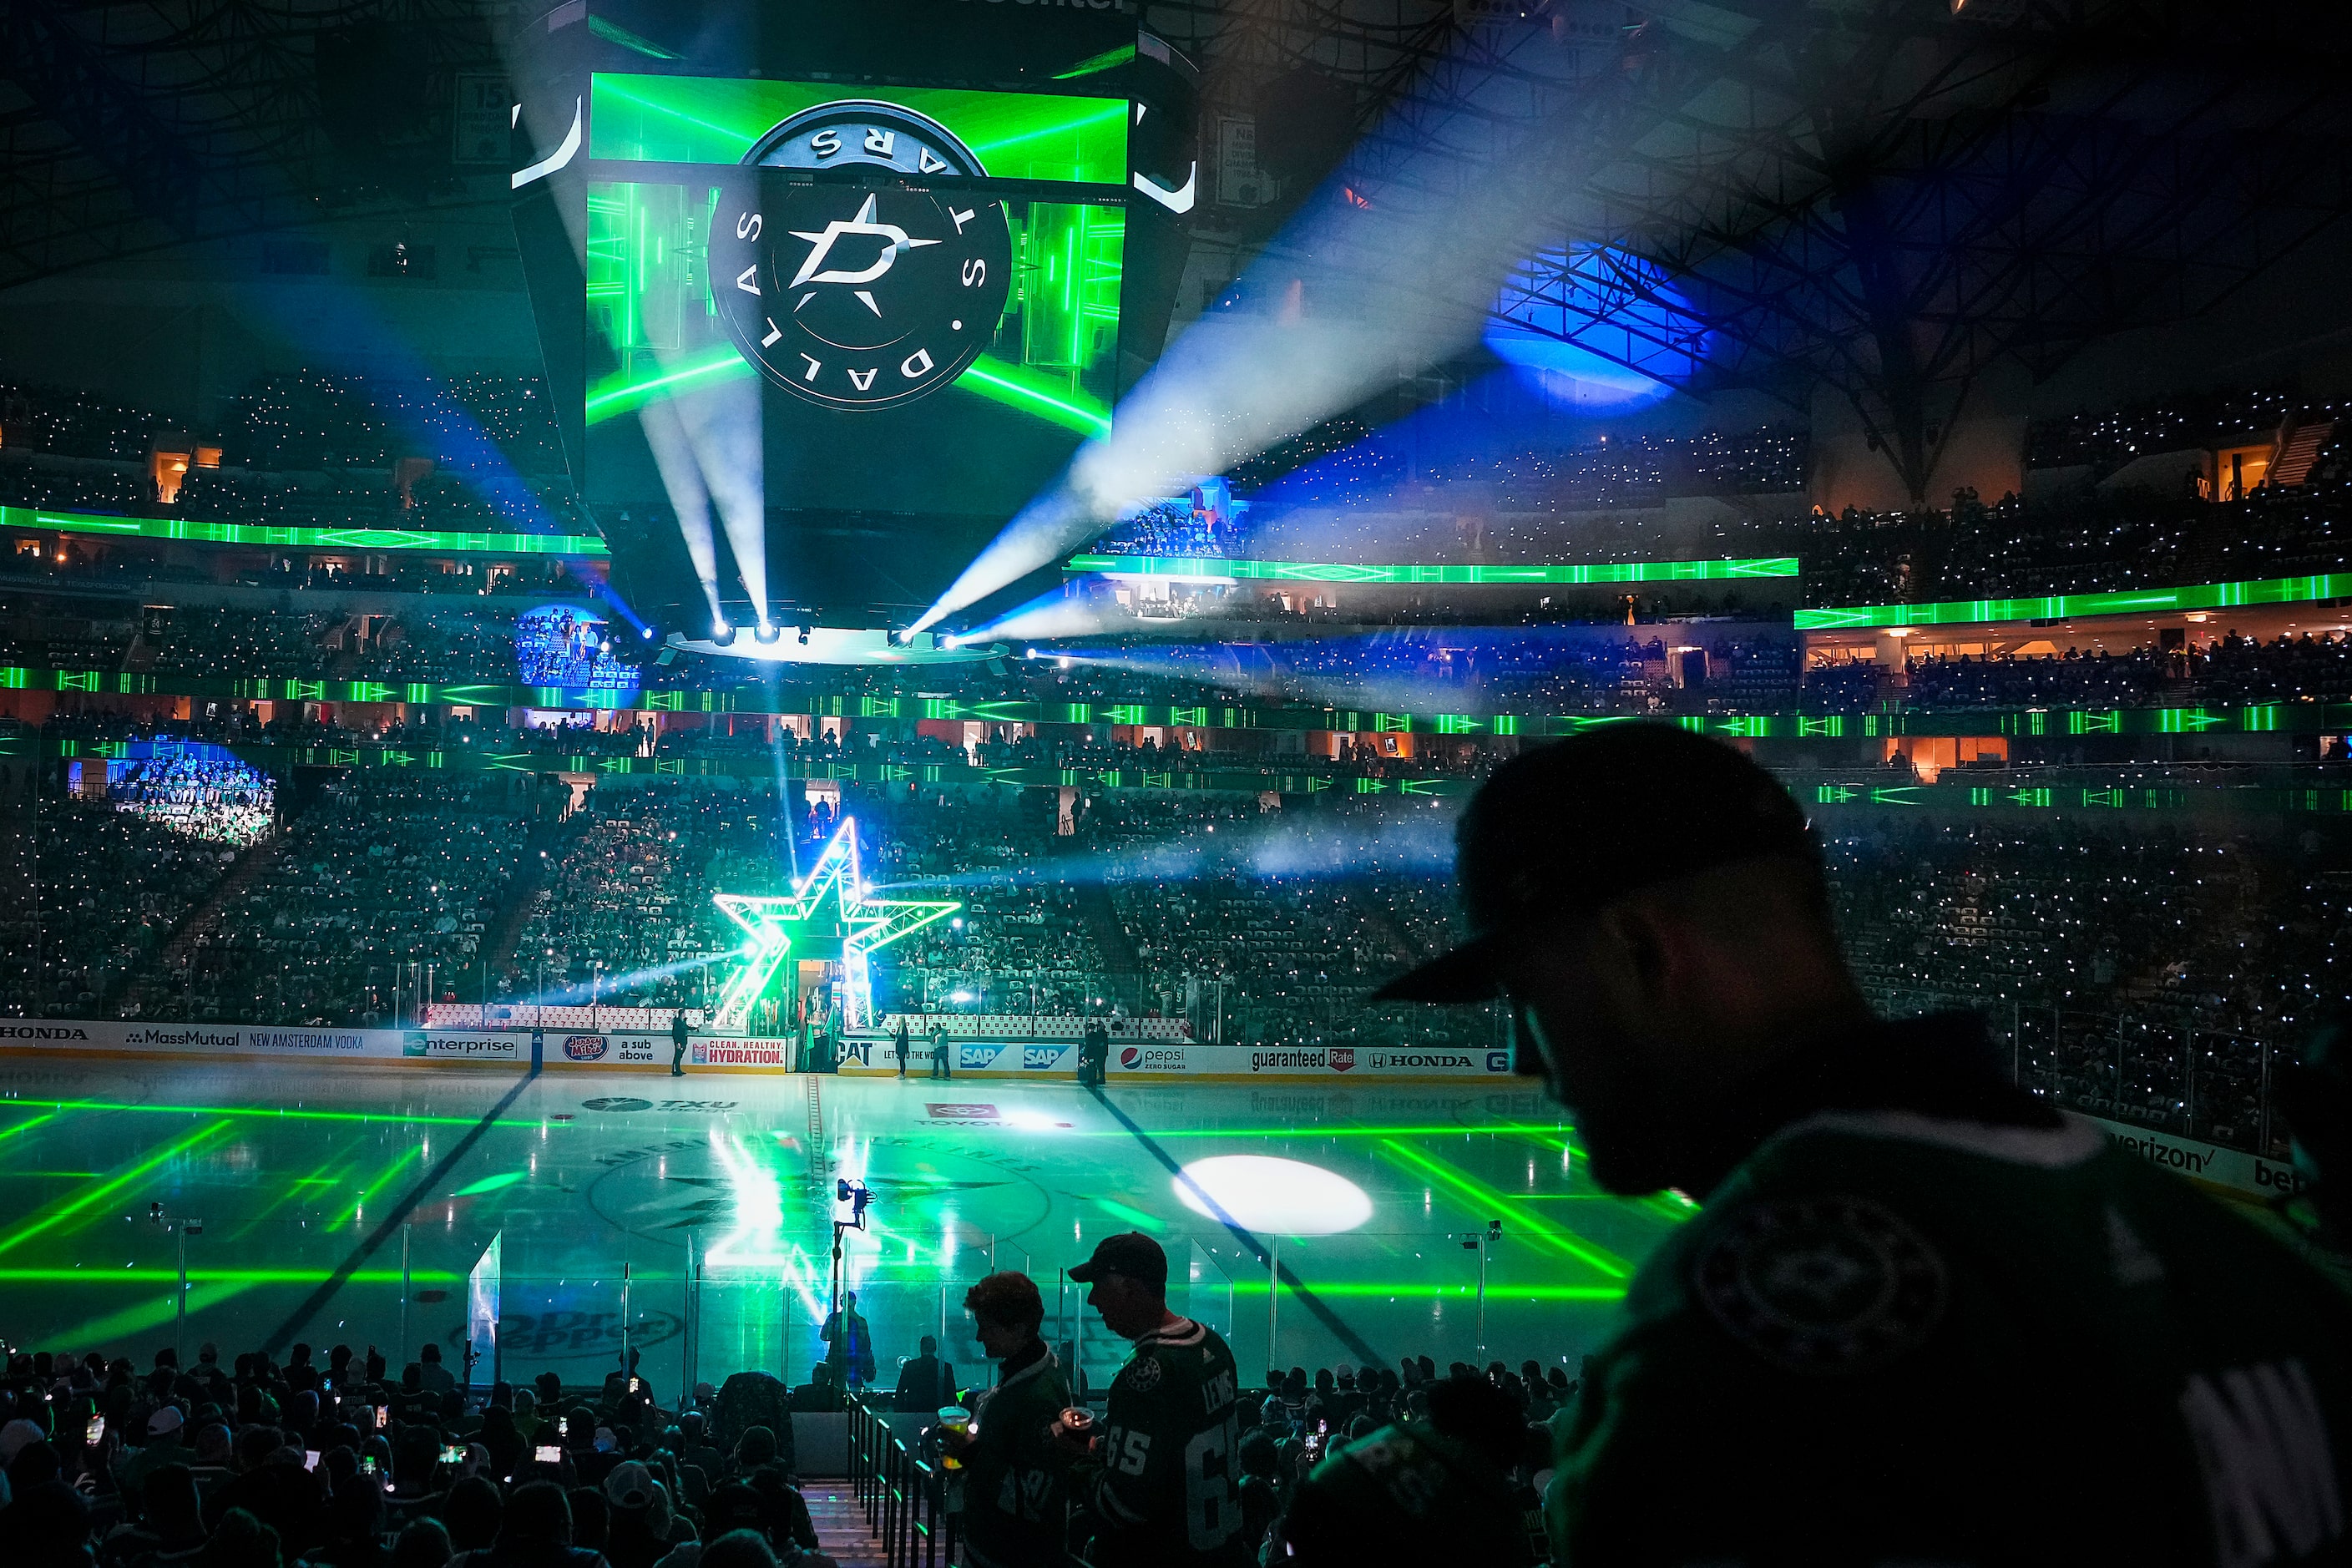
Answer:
[
  {"xmin": 1152, "ymin": 0, "xmax": 2352, "ymax": 500},
  {"xmin": 8, "ymin": 0, "xmax": 2350, "ymax": 514}
]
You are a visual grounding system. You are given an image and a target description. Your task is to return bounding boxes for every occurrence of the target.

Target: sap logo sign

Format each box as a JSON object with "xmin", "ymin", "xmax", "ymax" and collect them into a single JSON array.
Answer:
[
  {"xmin": 1486, "ymin": 1051, "xmax": 1512, "ymax": 1073},
  {"xmin": 1024, "ymin": 1046, "xmax": 1064, "ymax": 1070},
  {"xmin": 564, "ymin": 1034, "xmax": 608, "ymax": 1062},
  {"xmin": 959, "ymin": 1044, "xmax": 996, "ymax": 1068}
]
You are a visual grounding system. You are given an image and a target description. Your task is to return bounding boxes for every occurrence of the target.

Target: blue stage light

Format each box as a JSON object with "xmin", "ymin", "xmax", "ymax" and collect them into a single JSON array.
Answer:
[{"xmin": 1485, "ymin": 245, "xmax": 1710, "ymax": 412}]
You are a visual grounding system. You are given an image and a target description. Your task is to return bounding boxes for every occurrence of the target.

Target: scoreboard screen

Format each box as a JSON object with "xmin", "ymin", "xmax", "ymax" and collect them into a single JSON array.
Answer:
[{"xmin": 582, "ymin": 73, "xmax": 1131, "ymax": 524}]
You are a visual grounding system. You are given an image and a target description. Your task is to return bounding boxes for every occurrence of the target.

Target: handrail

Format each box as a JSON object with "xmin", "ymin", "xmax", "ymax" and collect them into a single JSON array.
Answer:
[{"xmin": 846, "ymin": 1394, "xmax": 952, "ymax": 1568}]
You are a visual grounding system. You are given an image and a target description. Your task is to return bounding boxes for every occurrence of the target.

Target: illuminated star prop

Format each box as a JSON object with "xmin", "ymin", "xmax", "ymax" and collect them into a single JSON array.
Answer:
[{"xmin": 710, "ymin": 816, "xmax": 959, "ymax": 1034}]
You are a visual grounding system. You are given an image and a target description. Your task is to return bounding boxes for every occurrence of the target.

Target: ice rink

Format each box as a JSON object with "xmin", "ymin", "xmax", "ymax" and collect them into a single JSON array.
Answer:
[{"xmin": 0, "ymin": 1056, "xmax": 1688, "ymax": 1394}]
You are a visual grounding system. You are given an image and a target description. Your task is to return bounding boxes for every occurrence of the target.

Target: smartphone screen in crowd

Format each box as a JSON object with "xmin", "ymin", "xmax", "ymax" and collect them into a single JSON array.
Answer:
[
  {"xmin": 535, "ymin": 1444, "xmax": 562, "ymax": 1464},
  {"xmin": 85, "ymin": 1416, "xmax": 104, "ymax": 1445},
  {"xmin": 304, "ymin": 1451, "xmax": 321, "ymax": 1472}
]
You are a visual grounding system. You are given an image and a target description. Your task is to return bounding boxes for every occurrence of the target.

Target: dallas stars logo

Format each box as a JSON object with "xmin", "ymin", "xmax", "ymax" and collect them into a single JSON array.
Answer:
[
  {"xmin": 787, "ymin": 193, "xmax": 937, "ymax": 316},
  {"xmin": 709, "ymin": 816, "xmax": 959, "ymax": 1033},
  {"xmin": 709, "ymin": 101, "xmax": 1013, "ymax": 411}
]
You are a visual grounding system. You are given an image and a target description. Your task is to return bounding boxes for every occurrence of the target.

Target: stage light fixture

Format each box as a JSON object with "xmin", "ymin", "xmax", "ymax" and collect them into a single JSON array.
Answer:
[
  {"xmin": 752, "ymin": 621, "xmax": 781, "ymax": 645},
  {"xmin": 711, "ymin": 620, "xmax": 736, "ymax": 646}
]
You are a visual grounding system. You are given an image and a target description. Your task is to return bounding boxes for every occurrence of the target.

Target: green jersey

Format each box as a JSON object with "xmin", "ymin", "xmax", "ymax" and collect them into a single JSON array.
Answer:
[
  {"xmin": 1082, "ymin": 1317, "xmax": 1250, "ymax": 1568},
  {"xmin": 1550, "ymin": 1104, "xmax": 2352, "ymax": 1565},
  {"xmin": 961, "ymin": 1346, "xmax": 1073, "ymax": 1568}
]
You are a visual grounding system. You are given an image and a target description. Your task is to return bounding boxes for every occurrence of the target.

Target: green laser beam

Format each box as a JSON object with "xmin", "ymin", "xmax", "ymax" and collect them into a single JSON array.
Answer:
[
  {"xmin": 0, "ymin": 1120, "xmax": 235, "ymax": 1259},
  {"xmin": 453, "ymin": 1170, "xmax": 529, "ymax": 1197},
  {"xmin": 6, "ymin": 1099, "xmax": 542, "ymax": 1129},
  {"xmin": 584, "ymin": 346, "xmax": 754, "ymax": 422},
  {"xmin": 0, "ymin": 1267, "xmax": 466, "ymax": 1283},
  {"xmin": 964, "ymin": 100, "xmax": 1129, "ymax": 158},
  {"xmin": 1220, "ymin": 1279, "xmax": 1626, "ymax": 1302},
  {"xmin": 1054, "ymin": 43, "xmax": 1137, "ymax": 78},
  {"xmin": 953, "ymin": 360, "xmax": 1111, "ymax": 437},
  {"xmin": 1069, "ymin": 1124, "xmax": 1576, "ymax": 1140},
  {"xmin": 1377, "ymin": 1139, "xmax": 1631, "ymax": 1280},
  {"xmin": 49, "ymin": 1279, "xmax": 270, "ymax": 1348},
  {"xmin": 339, "ymin": 1144, "xmax": 424, "ymax": 1225}
]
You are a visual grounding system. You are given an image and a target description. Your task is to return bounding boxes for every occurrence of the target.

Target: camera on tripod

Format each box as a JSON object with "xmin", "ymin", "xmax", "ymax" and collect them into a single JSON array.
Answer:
[{"xmin": 837, "ymin": 1177, "xmax": 873, "ymax": 1230}]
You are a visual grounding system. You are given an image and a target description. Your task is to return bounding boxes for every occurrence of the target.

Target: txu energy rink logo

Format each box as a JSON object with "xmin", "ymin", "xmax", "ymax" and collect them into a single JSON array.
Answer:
[{"xmin": 709, "ymin": 100, "xmax": 1014, "ymax": 410}]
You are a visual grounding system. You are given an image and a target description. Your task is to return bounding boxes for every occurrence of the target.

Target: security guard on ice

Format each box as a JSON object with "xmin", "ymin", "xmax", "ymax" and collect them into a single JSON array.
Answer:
[{"xmin": 1377, "ymin": 726, "xmax": 2352, "ymax": 1566}]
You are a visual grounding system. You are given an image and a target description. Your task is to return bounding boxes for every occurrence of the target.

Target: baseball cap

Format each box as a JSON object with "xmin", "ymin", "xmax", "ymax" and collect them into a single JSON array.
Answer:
[
  {"xmin": 1374, "ymin": 726, "xmax": 1813, "ymax": 1004},
  {"xmin": 147, "ymin": 1406, "xmax": 185, "ymax": 1437},
  {"xmin": 1069, "ymin": 1232, "xmax": 1168, "ymax": 1287},
  {"xmin": 604, "ymin": 1459, "xmax": 656, "ymax": 1510}
]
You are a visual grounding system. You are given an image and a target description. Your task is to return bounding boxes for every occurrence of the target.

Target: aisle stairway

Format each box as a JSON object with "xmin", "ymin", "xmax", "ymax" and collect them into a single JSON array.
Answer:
[
  {"xmin": 111, "ymin": 832, "xmax": 285, "ymax": 1015},
  {"xmin": 2272, "ymin": 419, "xmax": 2336, "ymax": 489},
  {"xmin": 801, "ymin": 1482, "xmax": 888, "ymax": 1568}
]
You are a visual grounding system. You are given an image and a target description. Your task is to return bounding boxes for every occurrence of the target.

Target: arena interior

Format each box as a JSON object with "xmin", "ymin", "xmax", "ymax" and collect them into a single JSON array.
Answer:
[{"xmin": 4, "ymin": 2, "xmax": 2352, "ymax": 1565}]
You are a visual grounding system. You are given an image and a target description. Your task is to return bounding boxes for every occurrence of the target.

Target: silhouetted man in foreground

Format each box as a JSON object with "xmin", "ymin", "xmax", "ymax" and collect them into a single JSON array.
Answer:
[{"xmin": 1375, "ymin": 725, "xmax": 2352, "ymax": 1566}]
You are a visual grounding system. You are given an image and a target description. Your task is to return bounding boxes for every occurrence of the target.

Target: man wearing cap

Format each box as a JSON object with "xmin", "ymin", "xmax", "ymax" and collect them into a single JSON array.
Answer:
[
  {"xmin": 114, "ymin": 1403, "xmax": 187, "ymax": 1499},
  {"xmin": 1375, "ymin": 724, "xmax": 2352, "ymax": 1565},
  {"xmin": 1057, "ymin": 1233, "xmax": 1248, "ymax": 1567}
]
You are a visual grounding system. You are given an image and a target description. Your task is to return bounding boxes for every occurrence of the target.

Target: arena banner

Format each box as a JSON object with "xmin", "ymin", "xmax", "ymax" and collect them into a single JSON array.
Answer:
[
  {"xmin": 837, "ymin": 1038, "xmax": 1510, "ymax": 1078},
  {"xmin": 0, "ymin": 1019, "xmax": 1505, "ymax": 1079},
  {"xmin": 2088, "ymin": 1115, "xmax": 2305, "ymax": 1199},
  {"xmin": 0, "ymin": 1019, "xmax": 413, "ymax": 1060},
  {"xmin": 875, "ymin": 1013, "xmax": 1192, "ymax": 1043},
  {"xmin": 837, "ymin": 1037, "xmax": 1078, "ymax": 1075},
  {"xmin": 1115, "ymin": 1044, "xmax": 1515, "ymax": 1078}
]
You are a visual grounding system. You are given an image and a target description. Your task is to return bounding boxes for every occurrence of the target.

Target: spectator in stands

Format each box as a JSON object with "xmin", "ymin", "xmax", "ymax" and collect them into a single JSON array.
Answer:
[
  {"xmin": 818, "ymin": 1297, "xmax": 873, "ymax": 1390},
  {"xmin": 1055, "ymin": 1234, "xmax": 1248, "ymax": 1566},
  {"xmin": 419, "ymin": 1346, "xmax": 456, "ymax": 1398},
  {"xmin": 452, "ymin": 1480, "xmax": 599, "ymax": 1568},
  {"xmin": 1375, "ymin": 724, "xmax": 2352, "ymax": 1563},
  {"xmin": 891, "ymin": 1338, "xmax": 953, "ymax": 1416},
  {"xmin": 939, "ymin": 1271, "xmax": 1069, "ymax": 1568},
  {"xmin": 1274, "ymin": 1373, "xmax": 1535, "ymax": 1565}
]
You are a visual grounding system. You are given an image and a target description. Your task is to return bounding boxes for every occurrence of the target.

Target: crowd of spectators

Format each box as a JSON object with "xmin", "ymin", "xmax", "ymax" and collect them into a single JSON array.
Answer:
[
  {"xmin": 0, "ymin": 372, "xmax": 564, "ymax": 477},
  {"xmin": 0, "ymin": 1322, "xmax": 1602, "ymax": 1568},
  {"xmin": 0, "ymin": 1342, "xmax": 837, "ymax": 1568},
  {"xmin": 0, "ymin": 773, "xmax": 245, "ymax": 1016},
  {"xmin": 125, "ymin": 774, "xmax": 559, "ymax": 1026},
  {"xmin": 109, "ymin": 756, "xmax": 276, "ymax": 847},
  {"xmin": 1827, "ymin": 819, "xmax": 2349, "ymax": 1154}
]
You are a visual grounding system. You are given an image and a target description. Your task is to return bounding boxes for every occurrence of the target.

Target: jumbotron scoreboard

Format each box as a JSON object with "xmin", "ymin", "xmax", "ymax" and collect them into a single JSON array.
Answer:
[{"xmin": 509, "ymin": 0, "xmax": 1196, "ymax": 624}]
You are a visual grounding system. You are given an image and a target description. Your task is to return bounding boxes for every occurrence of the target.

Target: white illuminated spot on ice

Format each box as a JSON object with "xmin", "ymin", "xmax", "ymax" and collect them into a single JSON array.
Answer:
[{"xmin": 1172, "ymin": 1156, "xmax": 1372, "ymax": 1236}]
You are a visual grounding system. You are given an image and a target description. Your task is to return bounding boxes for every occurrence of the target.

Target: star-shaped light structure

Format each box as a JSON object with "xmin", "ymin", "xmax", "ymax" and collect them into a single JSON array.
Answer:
[{"xmin": 710, "ymin": 816, "xmax": 959, "ymax": 1034}]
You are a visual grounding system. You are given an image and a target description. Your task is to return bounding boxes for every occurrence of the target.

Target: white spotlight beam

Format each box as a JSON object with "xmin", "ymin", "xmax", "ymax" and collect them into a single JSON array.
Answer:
[
  {"xmin": 637, "ymin": 397, "xmax": 727, "ymax": 627},
  {"xmin": 910, "ymin": 25, "xmax": 1628, "ymax": 635}
]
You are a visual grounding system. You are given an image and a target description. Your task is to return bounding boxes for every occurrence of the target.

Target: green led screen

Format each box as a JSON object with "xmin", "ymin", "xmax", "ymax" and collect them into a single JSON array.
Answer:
[
  {"xmin": 0, "ymin": 505, "xmax": 606, "ymax": 558},
  {"xmin": 580, "ymin": 73, "xmax": 1131, "ymax": 533},
  {"xmin": 1793, "ymin": 571, "xmax": 2352, "ymax": 630},
  {"xmin": 1065, "ymin": 554, "xmax": 1800, "ymax": 584},
  {"xmin": 585, "ymin": 181, "xmax": 1120, "ymax": 437},
  {"xmin": 589, "ymin": 73, "xmax": 1129, "ymax": 186}
]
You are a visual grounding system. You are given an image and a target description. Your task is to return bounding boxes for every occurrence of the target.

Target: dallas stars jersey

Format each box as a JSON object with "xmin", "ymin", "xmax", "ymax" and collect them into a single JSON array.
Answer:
[
  {"xmin": 1549, "ymin": 1108, "xmax": 2352, "ymax": 1566},
  {"xmin": 960, "ymin": 1348, "xmax": 1073, "ymax": 1568},
  {"xmin": 1080, "ymin": 1318, "xmax": 1251, "ymax": 1568}
]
